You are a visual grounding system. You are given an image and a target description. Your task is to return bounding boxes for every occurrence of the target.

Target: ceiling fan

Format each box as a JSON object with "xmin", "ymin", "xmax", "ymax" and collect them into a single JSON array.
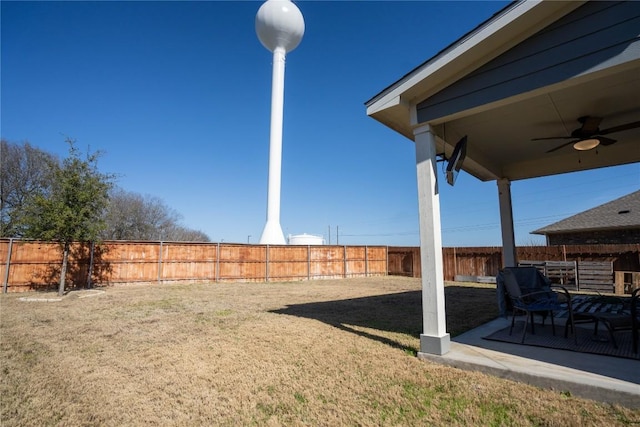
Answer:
[{"xmin": 532, "ymin": 116, "xmax": 640, "ymax": 153}]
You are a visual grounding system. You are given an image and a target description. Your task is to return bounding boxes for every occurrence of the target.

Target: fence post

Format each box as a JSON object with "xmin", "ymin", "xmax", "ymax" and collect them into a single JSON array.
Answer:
[
  {"xmin": 265, "ymin": 245, "xmax": 270, "ymax": 282},
  {"xmin": 386, "ymin": 246, "xmax": 389, "ymax": 276},
  {"xmin": 86, "ymin": 241, "xmax": 95, "ymax": 289},
  {"xmin": 365, "ymin": 245, "xmax": 368, "ymax": 277},
  {"xmin": 453, "ymin": 247, "xmax": 457, "ymax": 281},
  {"xmin": 216, "ymin": 242, "xmax": 220, "ymax": 282},
  {"xmin": 343, "ymin": 245, "xmax": 347, "ymax": 278},
  {"xmin": 158, "ymin": 241, "xmax": 163, "ymax": 283},
  {"xmin": 307, "ymin": 245, "xmax": 311, "ymax": 280},
  {"xmin": 3, "ymin": 238, "xmax": 14, "ymax": 293}
]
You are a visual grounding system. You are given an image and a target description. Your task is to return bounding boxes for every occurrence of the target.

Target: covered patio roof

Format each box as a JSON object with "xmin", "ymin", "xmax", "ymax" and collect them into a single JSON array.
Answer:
[
  {"xmin": 366, "ymin": 0, "xmax": 640, "ymax": 182},
  {"xmin": 365, "ymin": 0, "xmax": 640, "ymax": 357}
]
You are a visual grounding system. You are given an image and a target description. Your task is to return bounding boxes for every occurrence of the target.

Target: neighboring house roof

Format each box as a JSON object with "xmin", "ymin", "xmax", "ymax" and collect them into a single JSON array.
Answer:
[{"xmin": 532, "ymin": 190, "xmax": 640, "ymax": 235}]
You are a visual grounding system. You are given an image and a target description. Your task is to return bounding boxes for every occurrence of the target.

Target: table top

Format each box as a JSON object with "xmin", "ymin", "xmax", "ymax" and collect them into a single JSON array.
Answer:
[{"xmin": 571, "ymin": 295, "xmax": 628, "ymax": 315}]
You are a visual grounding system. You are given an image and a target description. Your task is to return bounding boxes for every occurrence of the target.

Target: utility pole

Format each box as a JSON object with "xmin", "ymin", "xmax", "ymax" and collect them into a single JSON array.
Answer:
[
  {"xmin": 336, "ymin": 225, "xmax": 339, "ymax": 245},
  {"xmin": 328, "ymin": 225, "xmax": 331, "ymax": 245}
]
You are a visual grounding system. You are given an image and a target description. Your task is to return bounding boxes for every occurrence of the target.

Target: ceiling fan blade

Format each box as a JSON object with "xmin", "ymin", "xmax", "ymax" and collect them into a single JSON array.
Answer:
[
  {"xmin": 531, "ymin": 136, "xmax": 574, "ymax": 141},
  {"xmin": 597, "ymin": 136, "xmax": 617, "ymax": 146},
  {"xmin": 546, "ymin": 140, "xmax": 576, "ymax": 153},
  {"xmin": 598, "ymin": 120, "xmax": 640, "ymax": 135},
  {"xmin": 579, "ymin": 116, "xmax": 602, "ymax": 133}
]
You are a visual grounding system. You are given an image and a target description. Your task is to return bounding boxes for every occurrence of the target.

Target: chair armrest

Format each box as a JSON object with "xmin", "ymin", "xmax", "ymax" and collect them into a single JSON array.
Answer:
[
  {"xmin": 550, "ymin": 285, "xmax": 571, "ymax": 297},
  {"xmin": 550, "ymin": 285, "xmax": 573, "ymax": 306},
  {"xmin": 518, "ymin": 289, "xmax": 560, "ymax": 305},
  {"xmin": 520, "ymin": 289, "xmax": 557, "ymax": 299}
]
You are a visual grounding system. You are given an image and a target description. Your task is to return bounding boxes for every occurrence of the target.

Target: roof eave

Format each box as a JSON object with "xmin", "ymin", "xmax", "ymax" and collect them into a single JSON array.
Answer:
[{"xmin": 365, "ymin": 0, "xmax": 587, "ymax": 140}]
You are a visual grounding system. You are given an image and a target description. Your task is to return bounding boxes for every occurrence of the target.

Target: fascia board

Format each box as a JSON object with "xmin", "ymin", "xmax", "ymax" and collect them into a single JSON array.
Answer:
[{"xmin": 366, "ymin": 1, "xmax": 586, "ymax": 118}]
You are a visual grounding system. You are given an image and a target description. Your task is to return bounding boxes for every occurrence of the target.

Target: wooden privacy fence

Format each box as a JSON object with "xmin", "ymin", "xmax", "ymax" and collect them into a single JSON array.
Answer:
[
  {"xmin": 390, "ymin": 244, "xmax": 640, "ymax": 294},
  {"xmin": 444, "ymin": 244, "xmax": 639, "ymax": 282},
  {"xmin": 0, "ymin": 239, "xmax": 387, "ymax": 292},
  {"xmin": 4, "ymin": 240, "xmax": 638, "ymax": 294}
]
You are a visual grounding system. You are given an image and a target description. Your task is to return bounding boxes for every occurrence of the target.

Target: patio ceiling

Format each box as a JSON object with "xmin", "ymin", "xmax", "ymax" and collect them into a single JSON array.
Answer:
[
  {"xmin": 430, "ymin": 64, "xmax": 640, "ymax": 181},
  {"xmin": 366, "ymin": 1, "xmax": 640, "ymax": 182}
]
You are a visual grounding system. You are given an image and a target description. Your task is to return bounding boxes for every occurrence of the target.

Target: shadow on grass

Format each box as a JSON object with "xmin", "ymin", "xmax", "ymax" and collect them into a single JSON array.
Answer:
[{"xmin": 270, "ymin": 285, "xmax": 498, "ymax": 353}]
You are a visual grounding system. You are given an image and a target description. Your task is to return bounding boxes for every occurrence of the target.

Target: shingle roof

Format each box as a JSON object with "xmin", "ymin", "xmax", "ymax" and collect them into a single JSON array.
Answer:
[{"xmin": 532, "ymin": 190, "xmax": 640, "ymax": 235}]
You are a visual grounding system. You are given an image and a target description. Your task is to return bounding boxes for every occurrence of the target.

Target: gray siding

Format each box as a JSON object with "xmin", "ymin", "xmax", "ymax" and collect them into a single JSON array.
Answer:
[{"xmin": 417, "ymin": 1, "xmax": 640, "ymax": 123}]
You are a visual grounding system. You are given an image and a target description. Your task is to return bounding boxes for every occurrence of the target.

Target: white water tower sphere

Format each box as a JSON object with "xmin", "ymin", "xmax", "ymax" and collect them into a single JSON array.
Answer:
[{"xmin": 256, "ymin": 0, "xmax": 305, "ymax": 53}]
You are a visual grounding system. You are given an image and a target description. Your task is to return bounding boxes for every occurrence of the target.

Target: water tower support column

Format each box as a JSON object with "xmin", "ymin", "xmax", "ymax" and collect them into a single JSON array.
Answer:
[{"xmin": 260, "ymin": 46, "xmax": 287, "ymax": 244}]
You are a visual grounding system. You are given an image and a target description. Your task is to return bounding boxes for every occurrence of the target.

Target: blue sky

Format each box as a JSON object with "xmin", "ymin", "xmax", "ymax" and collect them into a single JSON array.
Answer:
[{"xmin": 2, "ymin": 1, "xmax": 639, "ymax": 247}]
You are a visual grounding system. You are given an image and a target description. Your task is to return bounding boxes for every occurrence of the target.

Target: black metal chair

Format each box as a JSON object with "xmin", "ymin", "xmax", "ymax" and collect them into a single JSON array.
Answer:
[{"xmin": 502, "ymin": 267, "xmax": 576, "ymax": 344}]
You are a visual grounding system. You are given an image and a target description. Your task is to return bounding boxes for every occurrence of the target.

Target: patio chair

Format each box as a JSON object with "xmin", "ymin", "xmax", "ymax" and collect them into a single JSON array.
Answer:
[
  {"xmin": 590, "ymin": 288, "xmax": 640, "ymax": 353},
  {"xmin": 496, "ymin": 266, "xmax": 548, "ymax": 317},
  {"xmin": 502, "ymin": 267, "xmax": 577, "ymax": 344}
]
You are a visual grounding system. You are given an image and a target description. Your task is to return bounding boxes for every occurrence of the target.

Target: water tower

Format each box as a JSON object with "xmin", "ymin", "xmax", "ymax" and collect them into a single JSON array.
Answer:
[{"xmin": 255, "ymin": 0, "xmax": 305, "ymax": 245}]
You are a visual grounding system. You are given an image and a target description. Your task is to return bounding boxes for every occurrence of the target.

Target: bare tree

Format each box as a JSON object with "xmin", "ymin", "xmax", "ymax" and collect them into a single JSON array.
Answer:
[
  {"xmin": 1, "ymin": 139, "xmax": 57, "ymax": 237},
  {"xmin": 102, "ymin": 189, "xmax": 210, "ymax": 242},
  {"xmin": 163, "ymin": 225, "xmax": 211, "ymax": 242}
]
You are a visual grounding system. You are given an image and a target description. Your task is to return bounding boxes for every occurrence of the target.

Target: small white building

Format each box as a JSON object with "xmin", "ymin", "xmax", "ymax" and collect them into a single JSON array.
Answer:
[{"xmin": 287, "ymin": 233, "xmax": 325, "ymax": 245}]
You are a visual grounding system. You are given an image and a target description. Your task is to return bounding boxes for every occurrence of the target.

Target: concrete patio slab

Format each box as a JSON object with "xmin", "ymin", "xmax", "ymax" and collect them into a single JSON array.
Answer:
[{"xmin": 418, "ymin": 317, "xmax": 640, "ymax": 408}]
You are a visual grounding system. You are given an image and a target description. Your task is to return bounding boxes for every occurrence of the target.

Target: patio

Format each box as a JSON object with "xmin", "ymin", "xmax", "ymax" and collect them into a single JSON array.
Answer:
[
  {"xmin": 420, "ymin": 316, "xmax": 640, "ymax": 408},
  {"xmin": 484, "ymin": 320, "xmax": 638, "ymax": 359}
]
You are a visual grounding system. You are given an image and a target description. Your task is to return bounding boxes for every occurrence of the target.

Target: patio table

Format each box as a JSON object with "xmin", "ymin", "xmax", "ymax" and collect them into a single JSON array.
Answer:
[{"xmin": 568, "ymin": 295, "xmax": 631, "ymax": 347}]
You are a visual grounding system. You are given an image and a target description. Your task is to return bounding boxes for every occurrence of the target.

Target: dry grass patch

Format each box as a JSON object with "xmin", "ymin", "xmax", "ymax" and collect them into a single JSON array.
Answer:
[{"xmin": 1, "ymin": 277, "xmax": 638, "ymax": 426}]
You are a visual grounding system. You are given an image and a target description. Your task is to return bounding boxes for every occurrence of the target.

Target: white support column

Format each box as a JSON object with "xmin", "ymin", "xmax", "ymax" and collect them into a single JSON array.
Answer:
[
  {"xmin": 414, "ymin": 124, "xmax": 450, "ymax": 355},
  {"xmin": 497, "ymin": 178, "xmax": 517, "ymax": 267}
]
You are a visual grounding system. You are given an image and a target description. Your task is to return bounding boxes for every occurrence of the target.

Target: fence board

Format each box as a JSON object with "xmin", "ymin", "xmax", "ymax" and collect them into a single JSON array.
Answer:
[
  {"xmin": 346, "ymin": 246, "xmax": 366, "ymax": 278},
  {"xmin": 219, "ymin": 244, "xmax": 266, "ymax": 281},
  {"xmin": 544, "ymin": 261, "xmax": 577, "ymax": 285},
  {"xmin": 577, "ymin": 261, "xmax": 614, "ymax": 293},
  {"xmin": 161, "ymin": 243, "xmax": 217, "ymax": 282},
  {"xmin": 268, "ymin": 246, "xmax": 308, "ymax": 280},
  {"xmin": 99, "ymin": 242, "xmax": 161, "ymax": 284},
  {"xmin": 366, "ymin": 246, "xmax": 387, "ymax": 276},
  {"xmin": 388, "ymin": 246, "xmax": 419, "ymax": 277},
  {"xmin": 309, "ymin": 246, "xmax": 345, "ymax": 279}
]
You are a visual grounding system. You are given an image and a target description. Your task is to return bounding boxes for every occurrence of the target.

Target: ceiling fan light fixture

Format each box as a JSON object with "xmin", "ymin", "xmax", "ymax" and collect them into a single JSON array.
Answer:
[{"xmin": 573, "ymin": 138, "xmax": 600, "ymax": 151}]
